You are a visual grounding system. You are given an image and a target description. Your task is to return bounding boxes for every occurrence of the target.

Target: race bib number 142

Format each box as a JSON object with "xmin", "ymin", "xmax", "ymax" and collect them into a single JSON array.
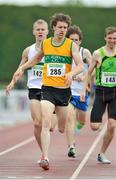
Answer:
[{"xmin": 32, "ymin": 65, "xmax": 43, "ymax": 78}]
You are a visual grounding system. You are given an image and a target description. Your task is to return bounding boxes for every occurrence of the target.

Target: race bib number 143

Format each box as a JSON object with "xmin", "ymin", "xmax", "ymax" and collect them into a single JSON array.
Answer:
[{"xmin": 102, "ymin": 72, "xmax": 116, "ymax": 84}]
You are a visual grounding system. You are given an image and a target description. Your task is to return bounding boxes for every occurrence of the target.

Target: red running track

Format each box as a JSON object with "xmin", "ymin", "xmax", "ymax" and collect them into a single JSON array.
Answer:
[{"xmin": 0, "ymin": 113, "xmax": 116, "ymax": 179}]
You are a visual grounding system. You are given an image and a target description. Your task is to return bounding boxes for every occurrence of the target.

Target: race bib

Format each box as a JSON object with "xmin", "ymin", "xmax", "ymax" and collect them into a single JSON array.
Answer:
[
  {"xmin": 32, "ymin": 65, "xmax": 43, "ymax": 79},
  {"xmin": 101, "ymin": 72, "xmax": 116, "ymax": 84},
  {"xmin": 47, "ymin": 63, "xmax": 65, "ymax": 76}
]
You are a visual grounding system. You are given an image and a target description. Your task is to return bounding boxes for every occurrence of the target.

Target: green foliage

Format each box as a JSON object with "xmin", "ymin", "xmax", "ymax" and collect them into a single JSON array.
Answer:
[{"xmin": 0, "ymin": 5, "xmax": 116, "ymax": 82}]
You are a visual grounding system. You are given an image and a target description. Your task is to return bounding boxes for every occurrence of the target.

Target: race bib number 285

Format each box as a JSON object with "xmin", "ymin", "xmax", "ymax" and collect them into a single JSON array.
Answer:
[{"xmin": 47, "ymin": 63, "xmax": 65, "ymax": 76}]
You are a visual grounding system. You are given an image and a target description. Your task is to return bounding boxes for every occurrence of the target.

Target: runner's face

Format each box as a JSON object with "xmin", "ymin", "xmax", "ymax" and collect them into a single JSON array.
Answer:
[
  {"xmin": 69, "ymin": 33, "xmax": 81, "ymax": 45},
  {"xmin": 53, "ymin": 21, "xmax": 68, "ymax": 39},
  {"xmin": 105, "ymin": 32, "xmax": 116, "ymax": 49},
  {"xmin": 33, "ymin": 23, "xmax": 48, "ymax": 41}
]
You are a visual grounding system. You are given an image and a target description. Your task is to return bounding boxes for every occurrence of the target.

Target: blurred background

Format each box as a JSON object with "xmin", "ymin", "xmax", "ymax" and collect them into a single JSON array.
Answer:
[{"xmin": 0, "ymin": 0, "xmax": 116, "ymax": 127}]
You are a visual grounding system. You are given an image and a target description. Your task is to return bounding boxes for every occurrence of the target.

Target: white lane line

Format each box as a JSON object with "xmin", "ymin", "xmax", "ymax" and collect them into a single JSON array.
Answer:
[
  {"xmin": 70, "ymin": 123, "xmax": 107, "ymax": 179},
  {"xmin": 7, "ymin": 176, "xmax": 43, "ymax": 179},
  {"xmin": 0, "ymin": 136, "xmax": 34, "ymax": 156},
  {"xmin": 7, "ymin": 177, "xmax": 17, "ymax": 179}
]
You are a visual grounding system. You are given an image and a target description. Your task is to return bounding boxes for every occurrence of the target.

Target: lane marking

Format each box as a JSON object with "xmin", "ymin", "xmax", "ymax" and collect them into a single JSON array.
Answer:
[
  {"xmin": 0, "ymin": 178, "xmax": 113, "ymax": 180},
  {"xmin": 7, "ymin": 176, "xmax": 43, "ymax": 179},
  {"xmin": 0, "ymin": 136, "xmax": 34, "ymax": 156},
  {"xmin": 70, "ymin": 123, "xmax": 107, "ymax": 179}
]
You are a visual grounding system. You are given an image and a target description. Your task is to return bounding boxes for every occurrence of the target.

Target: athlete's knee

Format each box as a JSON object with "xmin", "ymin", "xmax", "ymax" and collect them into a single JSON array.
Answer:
[
  {"xmin": 90, "ymin": 122, "xmax": 101, "ymax": 131},
  {"xmin": 59, "ymin": 128, "xmax": 65, "ymax": 133},
  {"xmin": 34, "ymin": 122, "xmax": 42, "ymax": 130},
  {"xmin": 109, "ymin": 118, "xmax": 116, "ymax": 127},
  {"xmin": 58, "ymin": 121, "xmax": 65, "ymax": 133},
  {"xmin": 32, "ymin": 114, "xmax": 41, "ymax": 125}
]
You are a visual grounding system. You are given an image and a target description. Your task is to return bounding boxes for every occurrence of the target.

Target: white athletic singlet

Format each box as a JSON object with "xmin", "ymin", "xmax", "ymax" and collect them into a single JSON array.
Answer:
[
  {"xmin": 27, "ymin": 43, "xmax": 44, "ymax": 89},
  {"xmin": 71, "ymin": 47, "xmax": 88, "ymax": 96}
]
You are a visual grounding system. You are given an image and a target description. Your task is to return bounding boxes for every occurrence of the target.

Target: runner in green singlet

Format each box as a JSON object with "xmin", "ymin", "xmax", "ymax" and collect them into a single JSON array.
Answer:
[{"xmin": 81, "ymin": 26, "xmax": 116, "ymax": 164}]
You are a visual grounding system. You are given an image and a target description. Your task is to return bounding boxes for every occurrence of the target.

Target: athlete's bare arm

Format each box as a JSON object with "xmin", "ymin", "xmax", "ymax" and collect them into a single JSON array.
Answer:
[
  {"xmin": 76, "ymin": 48, "xmax": 92, "ymax": 82},
  {"xmin": 19, "ymin": 47, "xmax": 30, "ymax": 66},
  {"xmin": 13, "ymin": 47, "xmax": 44, "ymax": 83},
  {"xmin": 80, "ymin": 50, "xmax": 99, "ymax": 101},
  {"xmin": 5, "ymin": 47, "xmax": 30, "ymax": 95},
  {"xmin": 72, "ymin": 42, "xmax": 83, "ymax": 70},
  {"xmin": 83, "ymin": 48, "xmax": 92, "ymax": 66},
  {"xmin": 65, "ymin": 42, "xmax": 83, "ymax": 86}
]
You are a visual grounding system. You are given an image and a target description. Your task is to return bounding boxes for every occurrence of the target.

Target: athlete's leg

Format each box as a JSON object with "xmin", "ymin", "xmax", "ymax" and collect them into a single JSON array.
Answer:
[
  {"xmin": 76, "ymin": 95, "xmax": 89, "ymax": 129},
  {"xmin": 65, "ymin": 103, "xmax": 76, "ymax": 158},
  {"xmin": 90, "ymin": 93, "xmax": 106, "ymax": 131},
  {"xmin": 65, "ymin": 103, "xmax": 76, "ymax": 146},
  {"xmin": 41, "ymin": 100, "xmax": 55, "ymax": 159},
  {"xmin": 56, "ymin": 105, "xmax": 69, "ymax": 133},
  {"xmin": 100, "ymin": 118, "xmax": 116, "ymax": 153},
  {"xmin": 100, "ymin": 96, "xmax": 116, "ymax": 153},
  {"xmin": 97, "ymin": 118, "xmax": 116, "ymax": 164},
  {"xmin": 95, "ymin": 89, "xmax": 116, "ymax": 164},
  {"xmin": 76, "ymin": 109, "xmax": 86, "ymax": 128},
  {"xmin": 30, "ymin": 99, "xmax": 42, "ymax": 150},
  {"xmin": 50, "ymin": 112, "xmax": 58, "ymax": 132}
]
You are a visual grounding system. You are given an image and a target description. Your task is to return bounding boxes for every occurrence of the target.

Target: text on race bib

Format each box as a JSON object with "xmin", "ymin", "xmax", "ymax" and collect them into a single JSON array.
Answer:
[
  {"xmin": 32, "ymin": 65, "xmax": 43, "ymax": 79},
  {"xmin": 47, "ymin": 63, "xmax": 66, "ymax": 76},
  {"xmin": 101, "ymin": 72, "xmax": 116, "ymax": 84}
]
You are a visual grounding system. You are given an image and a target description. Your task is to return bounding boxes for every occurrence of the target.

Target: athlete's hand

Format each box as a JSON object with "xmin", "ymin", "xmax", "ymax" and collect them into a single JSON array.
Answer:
[
  {"xmin": 64, "ymin": 72, "xmax": 73, "ymax": 87},
  {"xmin": 76, "ymin": 75, "xmax": 84, "ymax": 82},
  {"xmin": 5, "ymin": 80, "xmax": 15, "ymax": 96},
  {"xmin": 80, "ymin": 91, "xmax": 86, "ymax": 102}
]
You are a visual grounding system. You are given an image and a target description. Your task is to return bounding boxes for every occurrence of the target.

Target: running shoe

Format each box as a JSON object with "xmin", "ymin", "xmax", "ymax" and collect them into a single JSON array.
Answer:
[
  {"xmin": 68, "ymin": 145, "xmax": 76, "ymax": 158},
  {"xmin": 37, "ymin": 154, "xmax": 44, "ymax": 165},
  {"xmin": 97, "ymin": 153, "xmax": 111, "ymax": 164},
  {"xmin": 39, "ymin": 158, "xmax": 49, "ymax": 170},
  {"xmin": 37, "ymin": 159, "xmax": 41, "ymax": 164}
]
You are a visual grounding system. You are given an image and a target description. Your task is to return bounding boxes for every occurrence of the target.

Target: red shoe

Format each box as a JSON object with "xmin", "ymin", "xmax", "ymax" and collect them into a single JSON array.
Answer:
[{"xmin": 40, "ymin": 159, "xmax": 49, "ymax": 170}]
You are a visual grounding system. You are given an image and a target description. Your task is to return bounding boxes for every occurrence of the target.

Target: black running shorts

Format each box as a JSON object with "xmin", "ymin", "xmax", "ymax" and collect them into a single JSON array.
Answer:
[
  {"xmin": 91, "ymin": 86, "xmax": 116, "ymax": 123},
  {"xmin": 41, "ymin": 85, "xmax": 71, "ymax": 106},
  {"xmin": 28, "ymin": 88, "xmax": 41, "ymax": 101}
]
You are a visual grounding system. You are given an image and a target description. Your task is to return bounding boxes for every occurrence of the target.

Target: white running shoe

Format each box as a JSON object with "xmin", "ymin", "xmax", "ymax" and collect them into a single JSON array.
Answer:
[
  {"xmin": 68, "ymin": 145, "xmax": 76, "ymax": 158},
  {"xmin": 37, "ymin": 159, "xmax": 41, "ymax": 164},
  {"xmin": 97, "ymin": 153, "xmax": 111, "ymax": 164}
]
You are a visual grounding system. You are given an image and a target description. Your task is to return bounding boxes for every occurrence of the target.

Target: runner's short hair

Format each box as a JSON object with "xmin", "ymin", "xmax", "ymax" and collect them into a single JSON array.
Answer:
[
  {"xmin": 66, "ymin": 25, "xmax": 83, "ymax": 41},
  {"xmin": 104, "ymin": 26, "xmax": 116, "ymax": 37},
  {"xmin": 50, "ymin": 13, "xmax": 71, "ymax": 29},
  {"xmin": 33, "ymin": 19, "xmax": 48, "ymax": 30}
]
